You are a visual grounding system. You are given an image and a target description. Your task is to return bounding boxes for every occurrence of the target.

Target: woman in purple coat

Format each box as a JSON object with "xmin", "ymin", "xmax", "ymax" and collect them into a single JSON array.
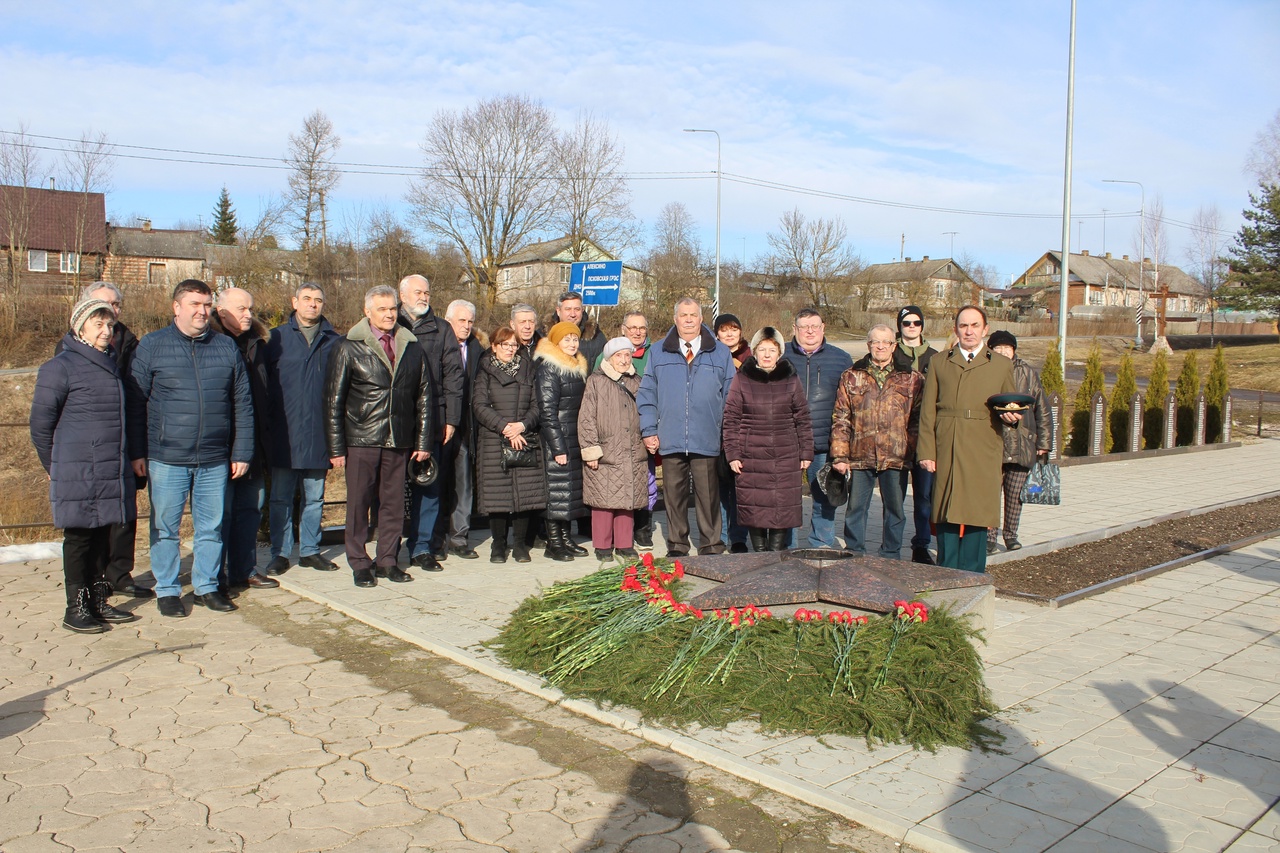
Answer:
[{"xmin": 722, "ymin": 327, "xmax": 814, "ymax": 552}]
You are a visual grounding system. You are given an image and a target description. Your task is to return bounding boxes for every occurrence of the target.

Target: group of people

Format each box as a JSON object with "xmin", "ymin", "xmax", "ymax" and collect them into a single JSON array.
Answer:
[{"xmin": 31, "ymin": 274, "xmax": 1050, "ymax": 635}]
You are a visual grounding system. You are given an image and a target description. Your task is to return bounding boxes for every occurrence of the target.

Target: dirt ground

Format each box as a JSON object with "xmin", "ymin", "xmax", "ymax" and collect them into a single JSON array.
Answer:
[{"xmin": 990, "ymin": 495, "xmax": 1280, "ymax": 600}]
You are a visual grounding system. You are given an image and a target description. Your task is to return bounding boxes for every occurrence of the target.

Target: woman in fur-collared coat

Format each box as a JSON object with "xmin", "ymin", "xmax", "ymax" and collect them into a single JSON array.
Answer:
[
  {"xmin": 534, "ymin": 322, "xmax": 590, "ymax": 561},
  {"xmin": 722, "ymin": 327, "xmax": 814, "ymax": 552}
]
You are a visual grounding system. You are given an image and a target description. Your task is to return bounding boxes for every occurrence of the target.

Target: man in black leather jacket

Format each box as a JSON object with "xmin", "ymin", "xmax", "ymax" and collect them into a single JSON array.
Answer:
[{"xmin": 325, "ymin": 285, "xmax": 432, "ymax": 588}]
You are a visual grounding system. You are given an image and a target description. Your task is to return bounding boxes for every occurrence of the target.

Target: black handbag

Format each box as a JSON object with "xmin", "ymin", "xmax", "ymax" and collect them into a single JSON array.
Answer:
[{"xmin": 500, "ymin": 434, "xmax": 540, "ymax": 471}]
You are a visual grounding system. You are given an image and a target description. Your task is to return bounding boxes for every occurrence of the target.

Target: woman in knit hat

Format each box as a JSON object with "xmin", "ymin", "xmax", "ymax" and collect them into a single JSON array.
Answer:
[
  {"xmin": 713, "ymin": 313, "xmax": 751, "ymax": 551},
  {"xmin": 578, "ymin": 336, "xmax": 649, "ymax": 561},
  {"xmin": 30, "ymin": 298, "xmax": 144, "ymax": 633},
  {"xmin": 534, "ymin": 321, "xmax": 591, "ymax": 560}
]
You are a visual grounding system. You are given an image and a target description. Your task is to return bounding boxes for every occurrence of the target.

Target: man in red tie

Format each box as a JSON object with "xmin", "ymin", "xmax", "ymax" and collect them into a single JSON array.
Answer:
[{"xmin": 325, "ymin": 286, "xmax": 432, "ymax": 588}]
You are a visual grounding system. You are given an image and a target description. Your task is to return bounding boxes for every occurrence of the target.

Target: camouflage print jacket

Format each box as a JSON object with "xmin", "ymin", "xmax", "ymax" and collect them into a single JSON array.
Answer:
[{"xmin": 829, "ymin": 354, "xmax": 924, "ymax": 471}]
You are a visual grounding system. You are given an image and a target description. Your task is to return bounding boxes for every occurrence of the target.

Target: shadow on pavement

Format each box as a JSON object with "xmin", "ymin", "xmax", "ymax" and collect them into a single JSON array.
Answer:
[
  {"xmin": 573, "ymin": 761, "xmax": 693, "ymax": 852},
  {"xmin": 0, "ymin": 644, "xmax": 202, "ymax": 741}
]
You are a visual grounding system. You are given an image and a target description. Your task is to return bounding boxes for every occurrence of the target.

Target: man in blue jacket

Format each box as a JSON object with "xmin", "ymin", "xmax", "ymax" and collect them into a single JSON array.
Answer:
[
  {"xmin": 263, "ymin": 283, "xmax": 341, "ymax": 577},
  {"xmin": 130, "ymin": 279, "xmax": 253, "ymax": 617},
  {"xmin": 637, "ymin": 298, "xmax": 735, "ymax": 557},
  {"xmin": 783, "ymin": 308, "xmax": 853, "ymax": 548}
]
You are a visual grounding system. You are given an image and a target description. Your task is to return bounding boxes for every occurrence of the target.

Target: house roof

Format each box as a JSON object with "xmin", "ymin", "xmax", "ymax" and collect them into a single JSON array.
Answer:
[
  {"xmin": 501, "ymin": 235, "xmax": 618, "ymax": 266},
  {"xmin": 0, "ymin": 185, "xmax": 107, "ymax": 253},
  {"xmin": 853, "ymin": 257, "xmax": 975, "ymax": 286},
  {"xmin": 109, "ymin": 226, "xmax": 206, "ymax": 260},
  {"xmin": 1019, "ymin": 251, "xmax": 1204, "ymax": 297}
]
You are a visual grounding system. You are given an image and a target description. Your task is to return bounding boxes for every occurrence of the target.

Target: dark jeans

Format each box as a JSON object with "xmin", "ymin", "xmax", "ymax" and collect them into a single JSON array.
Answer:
[
  {"xmin": 406, "ymin": 441, "xmax": 446, "ymax": 558},
  {"xmin": 910, "ymin": 463, "xmax": 934, "ymax": 548},
  {"xmin": 221, "ymin": 473, "xmax": 265, "ymax": 584},
  {"xmin": 661, "ymin": 453, "xmax": 724, "ymax": 555},
  {"xmin": 345, "ymin": 446, "xmax": 410, "ymax": 571},
  {"xmin": 63, "ymin": 526, "xmax": 110, "ymax": 605}
]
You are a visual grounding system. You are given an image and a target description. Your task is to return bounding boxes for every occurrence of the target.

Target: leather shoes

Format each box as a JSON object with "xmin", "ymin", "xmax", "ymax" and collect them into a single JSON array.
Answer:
[
  {"xmin": 194, "ymin": 591, "xmax": 237, "ymax": 612},
  {"xmin": 298, "ymin": 554, "xmax": 339, "ymax": 572},
  {"xmin": 353, "ymin": 569, "xmax": 377, "ymax": 588},
  {"xmin": 157, "ymin": 596, "xmax": 187, "ymax": 618},
  {"xmin": 911, "ymin": 547, "xmax": 936, "ymax": 565},
  {"xmin": 245, "ymin": 574, "xmax": 279, "ymax": 589},
  {"xmin": 449, "ymin": 545, "xmax": 479, "ymax": 560},
  {"xmin": 1006, "ymin": 540, "xmax": 1023, "ymax": 551},
  {"xmin": 411, "ymin": 553, "xmax": 443, "ymax": 573},
  {"xmin": 264, "ymin": 556, "xmax": 291, "ymax": 576},
  {"xmin": 114, "ymin": 580, "xmax": 156, "ymax": 598},
  {"xmin": 376, "ymin": 565, "xmax": 414, "ymax": 583},
  {"xmin": 987, "ymin": 541, "xmax": 999, "ymax": 556}
]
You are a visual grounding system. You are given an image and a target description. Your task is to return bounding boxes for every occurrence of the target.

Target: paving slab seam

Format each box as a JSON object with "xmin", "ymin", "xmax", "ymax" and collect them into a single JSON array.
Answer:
[{"xmin": 986, "ymin": 487, "xmax": 1280, "ymax": 569}]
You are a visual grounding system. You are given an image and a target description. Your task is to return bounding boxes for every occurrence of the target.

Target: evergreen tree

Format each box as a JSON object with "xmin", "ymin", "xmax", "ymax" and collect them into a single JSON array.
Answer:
[
  {"xmin": 1205, "ymin": 345, "xmax": 1230, "ymax": 442},
  {"xmin": 1144, "ymin": 349, "xmax": 1170, "ymax": 448},
  {"xmin": 1173, "ymin": 352, "xmax": 1201, "ymax": 445},
  {"xmin": 209, "ymin": 186, "xmax": 239, "ymax": 245},
  {"xmin": 1069, "ymin": 339, "xmax": 1110, "ymax": 454},
  {"xmin": 1041, "ymin": 339, "xmax": 1067, "ymax": 399},
  {"xmin": 1109, "ymin": 351, "xmax": 1139, "ymax": 451},
  {"xmin": 1223, "ymin": 181, "xmax": 1280, "ymax": 318}
]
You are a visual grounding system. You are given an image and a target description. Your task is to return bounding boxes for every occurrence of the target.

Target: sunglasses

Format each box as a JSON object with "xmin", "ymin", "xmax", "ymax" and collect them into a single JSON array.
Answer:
[{"xmin": 901, "ymin": 319, "xmax": 923, "ymax": 327}]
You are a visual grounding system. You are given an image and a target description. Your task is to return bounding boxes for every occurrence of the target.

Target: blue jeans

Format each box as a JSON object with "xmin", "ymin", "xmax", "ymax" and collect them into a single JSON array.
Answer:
[
  {"xmin": 148, "ymin": 460, "xmax": 228, "ymax": 598},
  {"xmin": 719, "ymin": 461, "xmax": 748, "ymax": 547},
  {"xmin": 843, "ymin": 467, "xmax": 909, "ymax": 559},
  {"xmin": 269, "ymin": 467, "xmax": 328, "ymax": 559},
  {"xmin": 221, "ymin": 473, "xmax": 265, "ymax": 584},
  {"xmin": 910, "ymin": 463, "xmax": 934, "ymax": 548},
  {"xmin": 805, "ymin": 451, "xmax": 838, "ymax": 548},
  {"xmin": 406, "ymin": 441, "xmax": 446, "ymax": 558}
]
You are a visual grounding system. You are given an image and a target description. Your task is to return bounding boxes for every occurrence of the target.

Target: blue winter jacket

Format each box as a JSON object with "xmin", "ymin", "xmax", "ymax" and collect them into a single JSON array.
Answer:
[
  {"xmin": 30, "ymin": 334, "xmax": 141, "ymax": 529},
  {"xmin": 783, "ymin": 337, "xmax": 853, "ymax": 453},
  {"xmin": 263, "ymin": 314, "xmax": 339, "ymax": 470},
  {"xmin": 637, "ymin": 325, "xmax": 735, "ymax": 457},
  {"xmin": 130, "ymin": 322, "xmax": 254, "ymax": 466}
]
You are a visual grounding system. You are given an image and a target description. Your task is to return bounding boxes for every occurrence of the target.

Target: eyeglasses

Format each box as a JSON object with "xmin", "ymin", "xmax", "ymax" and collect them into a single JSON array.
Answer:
[
  {"xmin": 868, "ymin": 340, "xmax": 896, "ymax": 347},
  {"xmin": 495, "ymin": 341, "xmax": 518, "ymax": 350},
  {"xmin": 901, "ymin": 319, "xmax": 923, "ymax": 327},
  {"xmin": 623, "ymin": 325, "xmax": 647, "ymax": 332},
  {"xmin": 794, "ymin": 324, "xmax": 823, "ymax": 333}
]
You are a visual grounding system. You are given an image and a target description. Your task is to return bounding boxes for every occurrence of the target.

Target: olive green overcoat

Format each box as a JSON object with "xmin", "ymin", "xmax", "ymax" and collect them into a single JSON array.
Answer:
[{"xmin": 916, "ymin": 345, "xmax": 1016, "ymax": 529}]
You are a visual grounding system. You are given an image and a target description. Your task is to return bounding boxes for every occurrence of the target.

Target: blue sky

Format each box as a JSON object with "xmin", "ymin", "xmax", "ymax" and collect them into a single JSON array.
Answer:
[{"xmin": 4, "ymin": 0, "xmax": 1277, "ymax": 286}]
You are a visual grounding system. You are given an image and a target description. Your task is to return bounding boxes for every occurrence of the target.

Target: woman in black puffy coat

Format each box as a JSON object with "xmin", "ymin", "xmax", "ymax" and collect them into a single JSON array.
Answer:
[
  {"xmin": 473, "ymin": 326, "xmax": 546, "ymax": 563},
  {"xmin": 30, "ymin": 298, "xmax": 143, "ymax": 633},
  {"xmin": 534, "ymin": 322, "xmax": 589, "ymax": 561}
]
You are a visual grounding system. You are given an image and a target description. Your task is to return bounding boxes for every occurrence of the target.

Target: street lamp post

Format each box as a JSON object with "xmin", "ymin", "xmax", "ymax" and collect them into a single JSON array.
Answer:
[
  {"xmin": 684, "ymin": 128, "xmax": 721, "ymax": 314},
  {"xmin": 1103, "ymin": 178, "xmax": 1145, "ymax": 348},
  {"xmin": 942, "ymin": 231, "xmax": 958, "ymax": 258}
]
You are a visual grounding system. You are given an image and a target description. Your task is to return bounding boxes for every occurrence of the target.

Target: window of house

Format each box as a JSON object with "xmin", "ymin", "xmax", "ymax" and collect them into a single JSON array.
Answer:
[
  {"xmin": 27, "ymin": 249, "xmax": 47, "ymax": 272},
  {"xmin": 501, "ymin": 268, "xmax": 511, "ymax": 286},
  {"xmin": 1088, "ymin": 291, "xmax": 1102, "ymax": 305},
  {"xmin": 148, "ymin": 262, "xmax": 167, "ymax": 285},
  {"xmin": 59, "ymin": 252, "xmax": 80, "ymax": 274},
  {"xmin": 525, "ymin": 266, "xmax": 533, "ymax": 283},
  {"xmin": 883, "ymin": 284, "xmax": 892, "ymax": 299},
  {"xmin": 935, "ymin": 282, "xmax": 946, "ymax": 300},
  {"xmin": 559, "ymin": 264, "xmax": 571, "ymax": 284}
]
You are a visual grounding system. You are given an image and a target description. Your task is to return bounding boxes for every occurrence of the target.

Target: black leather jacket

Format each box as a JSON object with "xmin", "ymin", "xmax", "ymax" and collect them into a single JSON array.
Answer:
[{"xmin": 324, "ymin": 320, "xmax": 432, "ymax": 456}]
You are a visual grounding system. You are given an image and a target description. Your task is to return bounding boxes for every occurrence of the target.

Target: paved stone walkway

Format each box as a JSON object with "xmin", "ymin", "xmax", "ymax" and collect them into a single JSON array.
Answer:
[{"xmin": 0, "ymin": 562, "xmax": 900, "ymax": 852}]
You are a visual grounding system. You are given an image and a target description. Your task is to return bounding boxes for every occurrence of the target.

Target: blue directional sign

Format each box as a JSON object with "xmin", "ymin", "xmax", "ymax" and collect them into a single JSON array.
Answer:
[{"xmin": 570, "ymin": 260, "xmax": 623, "ymax": 307}]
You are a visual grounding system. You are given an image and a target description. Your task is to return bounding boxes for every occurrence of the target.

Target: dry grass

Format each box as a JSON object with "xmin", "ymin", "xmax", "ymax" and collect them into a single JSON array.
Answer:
[{"xmin": 1014, "ymin": 339, "xmax": 1280, "ymax": 394}]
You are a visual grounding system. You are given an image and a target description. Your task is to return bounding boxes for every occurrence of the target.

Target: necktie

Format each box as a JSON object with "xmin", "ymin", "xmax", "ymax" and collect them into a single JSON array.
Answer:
[
  {"xmin": 460, "ymin": 341, "xmax": 467, "ymax": 367},
  {"xmin": 684, "ymin": 343, "xmax": 694, "ymax": 364},
  {"xmin": 379, "ymin": 332, "xmax": 396, "ymax": 368}
]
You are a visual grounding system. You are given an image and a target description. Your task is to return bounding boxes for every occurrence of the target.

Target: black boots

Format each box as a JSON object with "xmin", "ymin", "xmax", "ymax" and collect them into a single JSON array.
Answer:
[
  {"xmin": 92, "ymin": 581, "xmax": 139, "ymax": 624},
  {"xmin": 544, "ymin": 520, "xmax": 575, "ymax": 562},
  {"xmin": 511, "ymin": 515, "xmax": 532, "ymax": 563},
  {"xmin": 749, "ymin": 528, "xmax": 789, "ymax": 552},
  {"xmin": 490, "ymin": 516, "xmax": 510, "ymax": 563},
  {"xmin": 63, "ymin": 586, "xmax": 106, "ymax": 634}
]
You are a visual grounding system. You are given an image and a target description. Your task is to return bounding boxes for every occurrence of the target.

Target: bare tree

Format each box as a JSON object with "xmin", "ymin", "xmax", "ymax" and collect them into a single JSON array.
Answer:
[
  {"xmin": 642, "ymin": 202, "xmax": 707, "ymax": 314},
  {"xmin": 408, "ymin": 94, "xmax": 559, "ymax": 310},
  {"xmin": 552, "ymin": 111, "xmax": 638, "ymax": 261},
  {"xmin": 0, "ymin": 125, "xmax": 46, "ymax": 331},
  {"xmin": 1245, "ymin": 108, "xmax": 1280, "ymax": 186},
  {"xmin": 1186, "ymin": 203, "xmax": 1229, "ymax": 340},
  {"xmin": 286, "ymin": 110, "xmax": 341, "ymax": 272},
  {"xmin": 765, "ymin": 207, "xmax": 860, "ymax": 309},
  {"xmin": 365, "ymin": 206, "xmax": 422, "ymax": 286}
]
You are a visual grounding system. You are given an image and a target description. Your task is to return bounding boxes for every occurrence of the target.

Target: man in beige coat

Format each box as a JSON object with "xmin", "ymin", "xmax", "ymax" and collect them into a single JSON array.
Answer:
[{"xmin": 916, "ymin": 306, "xmax": 1019, "ymax": 573}]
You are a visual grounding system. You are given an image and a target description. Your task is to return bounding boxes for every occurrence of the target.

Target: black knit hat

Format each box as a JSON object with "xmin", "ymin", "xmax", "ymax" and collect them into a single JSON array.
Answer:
[
  {"xmin": 897, "ymin": 306, "xmax": 924, "ymax": 331},
  {"xmin": 988, "ymin": 330, "xmax": 1018, "ymax": 352},
  {"xmin": 713, "ymin": 313, "xmax": 742, "ymax": 332}
]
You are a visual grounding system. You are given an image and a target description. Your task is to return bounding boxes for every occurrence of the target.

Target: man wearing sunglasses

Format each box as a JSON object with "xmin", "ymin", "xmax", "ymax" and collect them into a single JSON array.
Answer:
[{"xmin": 893, "ymin": 306, "xmax": 938, "ymax": 564}]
